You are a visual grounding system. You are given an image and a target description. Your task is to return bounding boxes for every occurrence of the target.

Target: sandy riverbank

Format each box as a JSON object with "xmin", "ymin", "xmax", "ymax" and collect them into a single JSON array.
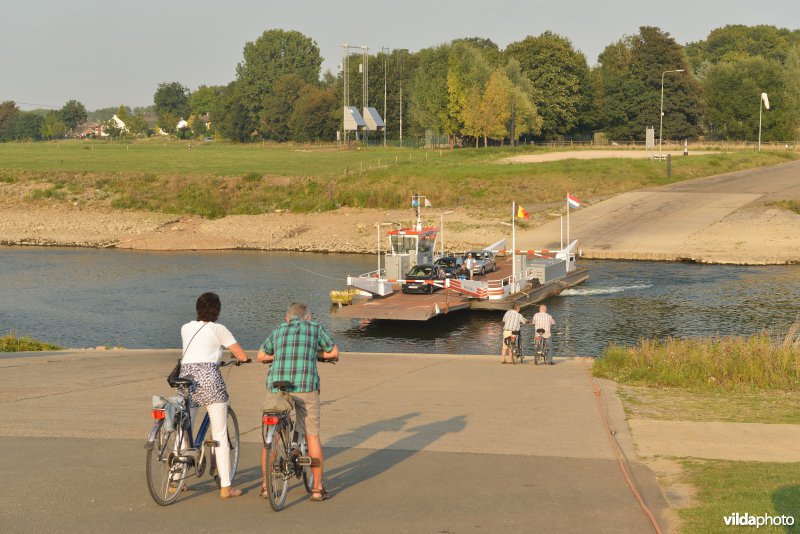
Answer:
[{"xmin": 1, "ymin": 155, "xmax": 798, "ymax": 265}]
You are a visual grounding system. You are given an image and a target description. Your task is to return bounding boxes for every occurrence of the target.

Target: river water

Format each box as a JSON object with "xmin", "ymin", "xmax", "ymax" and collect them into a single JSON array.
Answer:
[{"xmin": 1, "ymin": 247, "xmax": 798, "ymax": 356}]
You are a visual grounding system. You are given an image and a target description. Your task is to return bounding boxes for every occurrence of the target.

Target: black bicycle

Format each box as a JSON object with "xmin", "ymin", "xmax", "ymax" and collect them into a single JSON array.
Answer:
[
  {"xmin": 262, "ymin": 357, "xmax": 337, "ymax": 511},
  {"xmin": 533, "ymin": 328, "xmax": 547, "ymax": 365},
  {"xmin": 145, "ymin": 358, "xmax": 250, "ymax": 506},
  {"xmin": 504, "ymin": 331, "xmax": 523, "ymax": 364}
]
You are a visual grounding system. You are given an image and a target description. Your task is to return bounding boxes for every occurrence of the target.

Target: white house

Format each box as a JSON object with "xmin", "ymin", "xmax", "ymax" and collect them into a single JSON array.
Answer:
[{"xmin": 101, "ymin": 114, "xmax": 129, "ymax": 136}]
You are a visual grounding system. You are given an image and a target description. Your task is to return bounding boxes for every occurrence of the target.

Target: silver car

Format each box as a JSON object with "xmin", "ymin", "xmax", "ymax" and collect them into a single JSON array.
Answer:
[{"xmin": 463, "ymin": 250, "xmax": 497, "ymax": 276}]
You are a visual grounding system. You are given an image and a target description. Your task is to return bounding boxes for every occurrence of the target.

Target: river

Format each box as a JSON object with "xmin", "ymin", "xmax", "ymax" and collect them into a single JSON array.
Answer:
[{"xmin": 1, "ymin": 247, "xmax": 798, "ymax": 356}]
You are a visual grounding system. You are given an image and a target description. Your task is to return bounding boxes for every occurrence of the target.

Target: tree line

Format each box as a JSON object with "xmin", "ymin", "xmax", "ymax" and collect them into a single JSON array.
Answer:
[{"xmin": 2, "ymin": 24, "xmax": 799, "ymax": 144}]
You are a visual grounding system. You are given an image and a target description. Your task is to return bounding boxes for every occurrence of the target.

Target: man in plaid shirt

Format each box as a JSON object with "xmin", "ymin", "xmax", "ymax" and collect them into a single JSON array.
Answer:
[{"xmin": 257, "ymin": 302, "xmax": 339, "ymax": 501}]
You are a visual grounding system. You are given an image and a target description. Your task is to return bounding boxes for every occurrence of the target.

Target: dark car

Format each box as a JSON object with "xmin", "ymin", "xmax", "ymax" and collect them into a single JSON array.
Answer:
[
  {"xmin": 434, "ymin": 256, "xmax": 467, "ymax": 279},
  {"xmin": 401, "ymin": 264, "xmax": 445, "ymax": 294},
  {"xmin": 463, "ymin": 250, "xmax": 497, "ymax": 276}
]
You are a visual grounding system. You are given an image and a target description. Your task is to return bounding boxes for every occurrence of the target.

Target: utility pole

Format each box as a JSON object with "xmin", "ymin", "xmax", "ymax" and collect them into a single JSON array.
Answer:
[{"xmin": 382, "ymin": 47, "xmax": 388, "ymax": 147}]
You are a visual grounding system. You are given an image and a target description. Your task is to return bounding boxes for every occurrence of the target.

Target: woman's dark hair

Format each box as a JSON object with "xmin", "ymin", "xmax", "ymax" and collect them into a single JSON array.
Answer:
[{"xmin": 196, "ymin": 292, "xmax": 221, "ymax": 322}]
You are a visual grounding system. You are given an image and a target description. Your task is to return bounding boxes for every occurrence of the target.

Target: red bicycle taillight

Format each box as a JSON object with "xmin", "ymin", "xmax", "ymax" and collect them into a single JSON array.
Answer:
[
  {"xmin": 262, "ymin": 415, "xmax": 279, "ymax": 425},
  {"xmin": 151, "ymin": 409, "xmax": 166, "ymax": 420}
]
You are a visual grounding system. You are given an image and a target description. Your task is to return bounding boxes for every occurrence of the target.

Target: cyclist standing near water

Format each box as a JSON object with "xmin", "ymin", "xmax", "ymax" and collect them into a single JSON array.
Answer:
[
  {"xmin": 257, "ymin": 302, "xmax": 340, "ymax": 502},
  {"xmin": 532, "ymin": 304, "xmax": 556, "ymax": 365},
  {"xmin": 179, "ymin": 291, "xmax": 249, "ymax": 499},
  {"xmin": 501, "ymin": 304, "xmax": 528, "ymax": 364}
]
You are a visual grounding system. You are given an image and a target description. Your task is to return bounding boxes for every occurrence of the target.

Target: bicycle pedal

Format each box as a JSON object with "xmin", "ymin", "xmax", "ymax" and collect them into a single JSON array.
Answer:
[
  {"xmin": 296, "ymin": 456, "xmax": 313, "ymax": 466},
  {"xmin": 179, "ymin": 448, "xmax": 200, "ymax": 464},
  {"xmin": 204, "ymin": 440, "xmax": 219, "ymax": 447}
]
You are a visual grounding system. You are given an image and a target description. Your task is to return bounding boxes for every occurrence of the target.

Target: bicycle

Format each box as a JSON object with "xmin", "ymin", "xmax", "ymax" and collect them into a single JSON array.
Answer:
[
  {"xmin": 262, "ymin": 357, "xmax": 338, "ymax": 511},
  {"xmin": 504, "ymin": 331, "xmax": 523, "ymax": 364},
  {"xmin": 533, "ymin": 328, "xmax": 547, "ymax": 365},
  {"xmin": 145, "ymin": 357, "xmax": 250, "ymax": 506}
]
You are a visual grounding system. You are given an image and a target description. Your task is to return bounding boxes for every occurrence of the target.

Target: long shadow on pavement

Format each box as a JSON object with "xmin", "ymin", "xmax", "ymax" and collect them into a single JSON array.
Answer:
[{"xmin": 325, "ymin": 415, "xmax": 467, "ymax": 496}]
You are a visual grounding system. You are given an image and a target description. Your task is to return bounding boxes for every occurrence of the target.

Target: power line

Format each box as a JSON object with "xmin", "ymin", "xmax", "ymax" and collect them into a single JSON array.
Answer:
[{"xmin": 16, "ymin": 102, "xmax": 60, "ymax": 109}]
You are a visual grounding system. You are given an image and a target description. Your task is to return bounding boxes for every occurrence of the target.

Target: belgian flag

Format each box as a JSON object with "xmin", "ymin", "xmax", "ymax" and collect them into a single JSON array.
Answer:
[{"xmin": 514, "ymin": 202, "xmax": 530, "ymax": 219}]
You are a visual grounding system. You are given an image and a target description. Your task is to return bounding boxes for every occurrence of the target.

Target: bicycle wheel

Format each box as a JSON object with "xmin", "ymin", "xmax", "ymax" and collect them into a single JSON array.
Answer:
[
  {"xmin": 213, "ymin": 406, "xmax": 240, "ymax": 488},
  {"xmin": 299, "ymin": 434, "xmax": 314, "ymax": 493},
  {"xmin": 536, "ymin": 340, "xmax": 545, "ymax": 365},
  {"xmin": 146, "ymin": 422, "xmax": 187, "ymax": 506},
  {"xmin": 266, "ymin": 422, "xmax": 289, "ymax": 511}
]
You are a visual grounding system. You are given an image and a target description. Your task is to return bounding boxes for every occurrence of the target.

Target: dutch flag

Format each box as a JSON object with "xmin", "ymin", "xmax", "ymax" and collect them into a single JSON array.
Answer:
[{"xmin": 567, "ymin": 194, "xmax": 581, "ymax": 209}]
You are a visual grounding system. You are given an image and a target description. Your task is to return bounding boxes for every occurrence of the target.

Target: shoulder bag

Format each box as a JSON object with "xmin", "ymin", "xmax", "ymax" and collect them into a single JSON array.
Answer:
[{"xmin": 167, "ymin": 322, "xmax": 207, "ymax": 386}]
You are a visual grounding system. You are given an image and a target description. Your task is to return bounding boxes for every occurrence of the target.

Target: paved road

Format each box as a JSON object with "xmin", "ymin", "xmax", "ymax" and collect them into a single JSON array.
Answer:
[
  {"xmin": 0, "ymin": 350, "xmax": 669, "ymax": 533},
  {"xmin": 517, "ymin": 159, "xmax": 800, "ymax": 263}
]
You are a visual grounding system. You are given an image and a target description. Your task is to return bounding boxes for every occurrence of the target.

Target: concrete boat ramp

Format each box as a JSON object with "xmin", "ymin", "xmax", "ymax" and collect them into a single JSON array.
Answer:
[{"xmin": 0, "ymin": 349, "xmax": 670, "ymax": 533}]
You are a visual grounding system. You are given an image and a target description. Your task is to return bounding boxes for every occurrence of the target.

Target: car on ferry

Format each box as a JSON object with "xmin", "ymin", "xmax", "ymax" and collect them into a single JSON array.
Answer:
[
  {"xmin": 434, "ymin": 256, "xmax": 468, "ymax": 279},
  {"xmin": 401, "ymin": 264, "xmax": 445, "ymax": 294},
  {"xmin": 463, "ymin": 250, "xmax": 497, "ymax": 276}
]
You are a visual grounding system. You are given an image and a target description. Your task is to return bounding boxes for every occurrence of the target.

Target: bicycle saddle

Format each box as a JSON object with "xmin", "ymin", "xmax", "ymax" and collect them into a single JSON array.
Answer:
[
  {"xmin": 272, "ymin": 380, "xmax": 294, "ymax": 391},
  {"xmin": 536, "ymin": 328, "xmax": 545, "ymax": 334},
  {"xmin": 169, "ymin": 377, "xmax": 194, "ymax": 388}
]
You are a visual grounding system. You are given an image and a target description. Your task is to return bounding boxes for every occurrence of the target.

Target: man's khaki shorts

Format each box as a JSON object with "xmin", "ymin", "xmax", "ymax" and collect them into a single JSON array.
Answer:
[{"xmin": 292, "ymin": 391, "xmax": 321, "ymax": 436}]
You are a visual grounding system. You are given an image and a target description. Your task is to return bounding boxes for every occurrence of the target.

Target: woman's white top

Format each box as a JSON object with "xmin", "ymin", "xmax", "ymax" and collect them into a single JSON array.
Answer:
[{"xmin": 180, "ymin": 321, "xmax": 237, "ymax": 364}]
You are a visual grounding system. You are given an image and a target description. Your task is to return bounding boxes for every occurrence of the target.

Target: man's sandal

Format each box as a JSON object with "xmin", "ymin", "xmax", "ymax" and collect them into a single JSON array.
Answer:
[
  {"xmin": 260, "ymin": 486, "xmax": 269, "ymax": 499},
  {"xmin": 310, "ymin": 487, "xmax": 330, "ymax": 501}
]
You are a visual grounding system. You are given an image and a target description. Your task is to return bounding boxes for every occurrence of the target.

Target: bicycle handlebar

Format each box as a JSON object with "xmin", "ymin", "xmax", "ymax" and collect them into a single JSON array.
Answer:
[
  {"xmin": 219, "ymin": 358, "xmax": 252, "ymax": 367},
  {"xmin": 260, "ymin": 356, "xmax": 338, "ymax": 364}
]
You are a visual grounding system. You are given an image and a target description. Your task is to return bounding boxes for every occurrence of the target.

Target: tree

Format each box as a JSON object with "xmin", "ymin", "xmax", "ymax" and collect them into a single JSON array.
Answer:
[
  {"xmin": 595, "ymin": 27, "xmax": 703, "ymax": 141},
  {"xmin": 125, "ymin": 113, "xmax": 149, "ymax": 136},
  {"xmin": 704, "ymin": 56, "xmax": 786, "ymax": 140},
  {"xmin": 189, "ymin": 85, "xmax": 222, "ymax": 116},
  {"xmin": 408, "ymin": 44, "xmax": 452, "ymax": 138},
  {"xmin": 505, "ymin": 32, "xmax": 590, "ymax": 139},
  {"xmin": 235, "ymin": 29, "xmax": 322, "ymax": 126},
  {"xmin": 288, "ymin": 85, "xmax": 338, "ymax": 141},
  {"xmin": 446, "ymin": 42, "xmax": 493, "ymax": 143},
  {"xmin": 686, "ymin": 25, "xmax": 800, "ymax": 73},
  {"xmin": 0, "ymin": 101, "xmax": 19, "ymax": 141},
  {"xmin": 779, "ymin": 46, "xmax": 800, "ymax": 141},
  {"xmin": 9, "ymin": 112, "xmax": 44, "ymax": 140},
  {"xmin": 215, "ymin": 82, "xmax": 256, "ymax": 142},
  {"xmin": 58, "ymin": 100, "xmax": 87, "ymax": 131},
  {"xmin": 260, "ymin": 74, "xmax": 307, "ymax": 141},
  {"xmin": 41, "ymin": 111, "xmax": 67, "ymax": 139},
  {"xmin": 154, "ymin": 82, "xmax": 190, "ymax": 132}
]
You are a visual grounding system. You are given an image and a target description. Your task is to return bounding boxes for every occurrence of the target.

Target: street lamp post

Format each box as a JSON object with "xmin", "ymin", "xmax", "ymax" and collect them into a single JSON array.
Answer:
[
  {"xmin": 382, "ymin": 47, "xmax": 389, "ymax": 147},
  {"xmin": 439, "ymin": 211, "xmax": 455, "ymax": 255},
  {"xmin": 659, "ymin": 69, "xmax": 685, "ymax": 160}
]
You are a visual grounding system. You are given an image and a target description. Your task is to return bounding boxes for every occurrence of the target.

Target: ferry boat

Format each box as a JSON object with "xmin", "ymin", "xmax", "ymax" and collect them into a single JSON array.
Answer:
[{"xmin": 331, "ymin": 197, "xmax": 589, "ymax": 321}]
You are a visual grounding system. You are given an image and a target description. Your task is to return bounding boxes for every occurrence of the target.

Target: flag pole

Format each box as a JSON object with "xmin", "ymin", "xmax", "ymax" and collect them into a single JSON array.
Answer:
[
  {"xmin": 512, "ymin": 202, "xmax": 516, "ymax": 290},
  {"xmin": 566, "ymin": 193, "xmax": 571, "ymax": 246}
]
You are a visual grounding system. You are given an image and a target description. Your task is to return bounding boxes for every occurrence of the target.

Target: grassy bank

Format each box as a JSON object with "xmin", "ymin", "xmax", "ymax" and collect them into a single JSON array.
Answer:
[
  {"xmin": 0, "ymin": 141, "xmax": 796, "ymax": 217},
  {"xmin": 679, "ymin": 460, "xmax": 800, "ymax": 534},
  {"xmin": 0, "ymin": 335, "xmax": 62, "ymax": 352},
  {"xmin": 592, "ymin": 324, "xmax": 800, "ymax": 391}
]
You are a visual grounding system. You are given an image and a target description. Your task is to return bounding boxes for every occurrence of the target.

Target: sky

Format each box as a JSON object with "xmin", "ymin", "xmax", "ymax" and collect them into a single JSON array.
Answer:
[{"xmin": 2, "ymin": 0, "xmax": 799, "ymax": 111}]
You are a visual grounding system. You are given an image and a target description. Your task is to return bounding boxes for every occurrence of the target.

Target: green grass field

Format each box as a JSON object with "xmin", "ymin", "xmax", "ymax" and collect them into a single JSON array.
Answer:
[
  {"xmin": 0, "ymin": 139, "xmax": 796, "ymax": 217},
  {"xmin": 679, "ymin": 460, "xmax": 800, "ymax": 534}
]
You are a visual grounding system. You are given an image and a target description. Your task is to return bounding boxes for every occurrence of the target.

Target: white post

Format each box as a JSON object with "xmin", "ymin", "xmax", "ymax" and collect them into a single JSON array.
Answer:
[
  {"xmin": 377, "ymin": 224, "xmax": 381, "ymax": 275},
  {"xmin": 759, "ymin": 96, "xmax": 762, "ymax": 153},
  {"xmin": 512, "ymin": 202, "xmax": 516, "ymax": 292},
  {"xmin": 560, "ymin": 215, "xmax": 563, "ymax": 250}
]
